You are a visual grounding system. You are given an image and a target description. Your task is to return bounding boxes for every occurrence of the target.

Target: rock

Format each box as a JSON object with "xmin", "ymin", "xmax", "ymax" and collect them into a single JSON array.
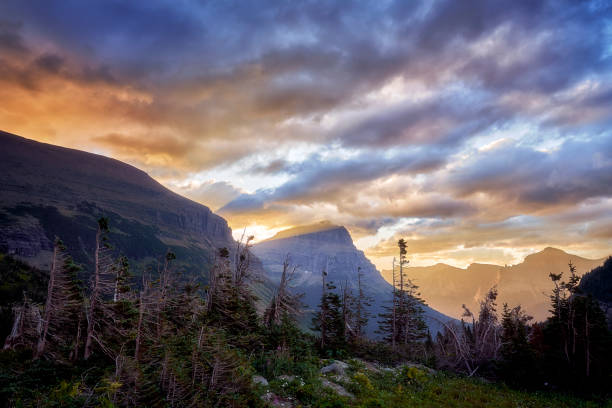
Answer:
[
  {"xmin": 332, "ymin": 374, "xmax": 350, "ymax": 384},
  {"xmin": 252, "ymin": 375, "xmax": 269, "ymax": 386},
  {"xmin": 277, "ymin": 375, "xmax": 296, "ymax": 382},
  {"xmin": 352, "ymin": 358, "xmax": 381, "ymax": 374},
  {"xmin": 320, "ymin": 360, "xmax": 349, "ymax": 376},
  {"xmin": 321, "ymin": 378, "xmax": 354, "ymax": 399}
]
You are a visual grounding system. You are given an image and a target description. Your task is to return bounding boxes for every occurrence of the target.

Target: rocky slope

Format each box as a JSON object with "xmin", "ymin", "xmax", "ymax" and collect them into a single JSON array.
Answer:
[
  {"xmin": 0, "ymin": 131, "xmax": 266, "ymax": 291},
  {"xmin": 253, "ymin": 221, "xmax": 453, "ymax": 335},
  {"xmin": 383, "ymin": 247, "xmax": 607, "ymax": 322}
]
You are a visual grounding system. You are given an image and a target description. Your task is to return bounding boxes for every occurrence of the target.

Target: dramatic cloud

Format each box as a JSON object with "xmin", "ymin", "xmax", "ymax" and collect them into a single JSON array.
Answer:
[
  {"xmin": 446, "ymin": 137, "xmax": 612, "ymax": 212},
  {"xmin": 1, "ymin": 0, "xmax": 611, "ymax": 267}
]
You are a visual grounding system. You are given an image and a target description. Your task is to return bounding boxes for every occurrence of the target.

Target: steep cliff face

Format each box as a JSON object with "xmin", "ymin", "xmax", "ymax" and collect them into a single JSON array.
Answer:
[
  {"xmin": 0, "ymin": 131, "xmax": 237, "ymax": 283},
  {"xmin": 253, "ymin": 222, "xmax": 453, "ymax": 335}
]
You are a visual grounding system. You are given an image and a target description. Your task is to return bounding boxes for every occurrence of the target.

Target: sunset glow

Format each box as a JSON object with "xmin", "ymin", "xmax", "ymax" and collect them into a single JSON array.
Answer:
[{"xmin": 1, "ymin": 1, "xmax": 611, "ymax": 271}]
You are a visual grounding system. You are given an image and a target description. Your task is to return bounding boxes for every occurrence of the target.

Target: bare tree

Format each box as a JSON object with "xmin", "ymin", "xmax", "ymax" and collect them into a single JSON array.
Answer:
[
  {"xmin": 319, "ymin": 258, "xmax": 329, "ymax": 349},
  {"xmin": 233, "ymin": 231, "xmax": 255, "ymax": 290},
  {"xmin": 3, "ymin": 293, "xmax": 41, "ymax": 350},
  {"xmin": 36, "ymin": 239, "xmax": 82, "ymax": 359},
  {"xmin": 436, "ymin": 286, "xmax": 501, "ymax": 376},
  {"xmin": 340, "ymin": 280, "xmax": 355, "ymax": 339},
  {"xmin": 392, "ymin": 257, "xmax": 397, "ymax": 349},
  {"xmin": 264, "ymin": 255, "xmax": 303, "ymax": 327},
  {"xmin": 84, "ymin": 218, "xmax": 134, "ymax": 360}
]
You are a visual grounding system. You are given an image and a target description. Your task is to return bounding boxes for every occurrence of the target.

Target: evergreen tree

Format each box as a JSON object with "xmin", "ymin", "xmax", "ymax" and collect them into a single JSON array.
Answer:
[
  {"xmin": 542, "ymin": 262, "xmax": 612, "ymax": 390},
  {"xmin": 499, "ymin": 303, "xmax": 534, "ymax": 385},
  {"xmin": 205, "ymin": 237, "xmax": 263, "ymax": 350},
  {"xmin": 312, "ymin": 280, "xmax": 346, "ymax": 357},
  {"xmin": 352, "ymin": 267, "xmax": 373, "ymax": 340},
  {"xmin": 378, "ymin": 239, "xmax": 427, "ymax": 348}
]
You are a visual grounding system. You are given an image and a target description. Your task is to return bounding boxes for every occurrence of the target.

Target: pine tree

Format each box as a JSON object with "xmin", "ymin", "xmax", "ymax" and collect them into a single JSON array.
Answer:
[
  {"xmin": 205, "ymin": 236, "xmax": 263, "ymax": 349},
  {"xmin": 378, "ymin": 239, "xmax": 427, "ymax": 348},
  {"xmin": 542, "ymin": 262, "xmax": 612, "ymax": 390},
  {"xmin": 499, "ymin": 303, "xmax": 534, "ymax": 384},
  {"xmin": 312, "ymin": 280, "xmax": 346, "ymax": 357},
  {"xmin": 353, "ymin": 267, "xmax": 373, "ymax": 340}
]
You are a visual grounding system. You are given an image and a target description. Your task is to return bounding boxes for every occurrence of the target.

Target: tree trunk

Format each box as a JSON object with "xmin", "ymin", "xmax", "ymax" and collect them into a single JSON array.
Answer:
[
  {"xmin": 36, "ymin": 244, "xmax": 59, "ymax": 358},
  {"xmin": 135, "ymin": 289, "xmax": 145, "ymax": 361}
]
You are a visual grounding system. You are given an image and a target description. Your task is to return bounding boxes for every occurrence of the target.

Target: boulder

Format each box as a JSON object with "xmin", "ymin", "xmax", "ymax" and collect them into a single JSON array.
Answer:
[
  {"xmin": 320, "ymin": 360, "xmax": 349, "ymax": 376},
  {"xmin": 320, "ymin": 378, "xmax": 354, "ymax": 398},
  {"xmin": 253, "ymin": 375, "xmax": 269, "ymax": 386}
]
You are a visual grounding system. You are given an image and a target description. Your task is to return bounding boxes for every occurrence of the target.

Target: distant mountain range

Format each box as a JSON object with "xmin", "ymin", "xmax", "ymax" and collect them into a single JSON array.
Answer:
[
  {"xmin": 253, "ymin": 221, "xmax": 453, "ymax": 335},
  {"xmin": 7, "ymin": 130, "xmax": 602, "ymax": 332},
  {"xmin": 383, "ymin": 247, "xmax": 607, "ymax": 322}
]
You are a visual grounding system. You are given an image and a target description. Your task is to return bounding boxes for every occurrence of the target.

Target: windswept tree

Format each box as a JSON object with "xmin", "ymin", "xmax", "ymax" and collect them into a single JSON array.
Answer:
[
  {"xmin": 36, "ymin": 238, "xmax": 83, "ymax": 359},
  {"xmin": 264, "ymin": 255, "xmax": 303, "ymax": 328},
  {"xmin": 205, "ymin": 235, "xmax": 262, "ymax": 348},
  {"xmin": 378, "ymin": 239, "xmax": 427, "ymax": 349},
  {"xmin": 340, "ymin": 280, "xmax": 355, "ymax": 340},
  {"xmin": 84, "ymin": 218, "xmax": 136, "ymax": 360},
  {"xmin": 84, "ymin": 217, "xmax": 113, "ymax": 359},
  {"xmin": 3, "ymin": 294, "xmax": 41, "ymax": 351},
  {"xmin": 437, "ymin": 286, "xmax": 501, "ymax": 376}
]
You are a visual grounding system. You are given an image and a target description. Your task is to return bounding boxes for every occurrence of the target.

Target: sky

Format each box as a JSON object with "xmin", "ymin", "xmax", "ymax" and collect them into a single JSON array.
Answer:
[{"xmin": 1, "ymin": 0, "xmax": 611, "ymax": 269}]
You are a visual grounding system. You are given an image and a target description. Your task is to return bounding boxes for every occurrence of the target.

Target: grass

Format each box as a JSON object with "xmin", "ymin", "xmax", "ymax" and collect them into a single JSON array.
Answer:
[
  {"xmin": 365, "ymin": 373, "xmax": 610, "ymax": 408},
  {"xmin": 260, "ymin": 359, "xmax": 612, "ymax": 408}
]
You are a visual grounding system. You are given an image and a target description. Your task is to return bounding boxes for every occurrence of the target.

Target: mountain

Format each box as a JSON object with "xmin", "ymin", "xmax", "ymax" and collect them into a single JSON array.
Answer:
[
  {"xmin": 0, "ymin": 131, "xmax": 268, "ymax": 293},
  {"xmin": 386, "ymin": 247, "xmax": 607, "ymax": 322},
  {"xmin": 252, "ymin": 221, "xmax": 453, "ymax": 335}
]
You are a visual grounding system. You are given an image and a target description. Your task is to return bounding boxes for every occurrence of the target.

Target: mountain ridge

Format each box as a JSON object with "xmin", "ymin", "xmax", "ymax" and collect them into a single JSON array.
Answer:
[
  {"xmin": 383, "ymin": 247, "xmax": 607, "ymax": 321},
  {"xmin": 263, "ymin": 221, "xmax": 343, "ymax": 242},
  {"xmin": 0, "ymin": 131, "xmax": 260, "ymax": 291},
  {"xmin": 253, "ymin": 222, "xmax": 454, "ymax": 335}
]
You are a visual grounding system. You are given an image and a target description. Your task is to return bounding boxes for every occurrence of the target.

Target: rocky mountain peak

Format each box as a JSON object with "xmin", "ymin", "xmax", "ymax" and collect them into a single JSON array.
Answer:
[{"xmin": 264, "ymin": 221, "xmax": 354, "ymax": 247}]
